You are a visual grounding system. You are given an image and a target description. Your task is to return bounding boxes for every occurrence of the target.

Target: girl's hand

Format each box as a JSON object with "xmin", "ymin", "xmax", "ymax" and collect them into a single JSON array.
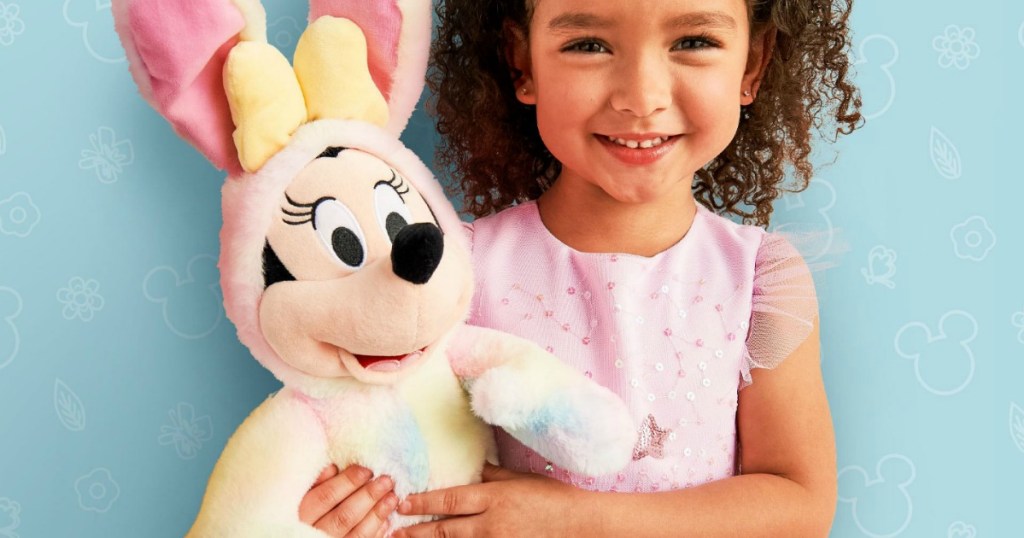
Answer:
[
  {"xmin": 392, "ymin": 463, "xmax": 583, "ymax": 538},
  {"xmin": 299, "ymin": 464, "xmax": 399, "ymax": 538}
]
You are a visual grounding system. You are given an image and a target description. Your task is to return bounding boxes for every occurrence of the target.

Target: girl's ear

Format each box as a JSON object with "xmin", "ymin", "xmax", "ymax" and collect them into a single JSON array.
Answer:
[
  {"xmin": 742, "ymin": 25, "xmax": 777, "ymax": 105},
  {"xmin": 309, "ymin": 0, "xmax": 432, "ymax": 137},
  {"xmin": 113, "ymin": 0, "xmax": 261, "ymax": 174},
  {"xmin": 504, "ymin": 22, "xmax": 535, "ymax": 105}
]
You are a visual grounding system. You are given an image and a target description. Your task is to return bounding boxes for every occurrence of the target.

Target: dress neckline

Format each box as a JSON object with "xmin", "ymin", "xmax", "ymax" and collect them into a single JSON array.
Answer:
[{"xmin": 523, "ymin": 199, "xmax": 705, "ymax": 262}]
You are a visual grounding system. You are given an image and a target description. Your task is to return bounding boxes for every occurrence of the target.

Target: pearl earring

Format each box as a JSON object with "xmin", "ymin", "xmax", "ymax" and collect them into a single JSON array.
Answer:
[{"xmin": 742, "ymin": 90, "xmax": 751, "ymax": 97}]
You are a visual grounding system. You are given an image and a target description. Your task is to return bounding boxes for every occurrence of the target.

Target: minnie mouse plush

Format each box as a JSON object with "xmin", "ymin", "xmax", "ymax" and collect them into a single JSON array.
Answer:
[{"xmin": 113, "ymin": 0, "xmax": 635, "ymax": 535}]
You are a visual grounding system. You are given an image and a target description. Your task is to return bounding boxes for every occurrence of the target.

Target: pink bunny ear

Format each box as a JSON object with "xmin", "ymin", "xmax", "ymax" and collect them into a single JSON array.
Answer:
[
  {"xmin": 112, "ymin": 0, "xmax": 248, "ymax": 173},
  {"xmin": 309, "ymin": 0, "xmax": 432, "ymax": 136}
]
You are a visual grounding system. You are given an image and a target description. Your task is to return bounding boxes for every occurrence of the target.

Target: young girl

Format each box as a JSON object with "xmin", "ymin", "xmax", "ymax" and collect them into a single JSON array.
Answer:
[{"xmin": 298, "ymin": 0, "xmax": 862, "ymax": 536}]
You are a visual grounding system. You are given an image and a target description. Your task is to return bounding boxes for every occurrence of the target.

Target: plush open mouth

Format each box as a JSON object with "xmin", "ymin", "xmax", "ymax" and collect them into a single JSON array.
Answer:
[{"xmin": 352, "ymin": 349, "xmax": 425, "ymax": 372}]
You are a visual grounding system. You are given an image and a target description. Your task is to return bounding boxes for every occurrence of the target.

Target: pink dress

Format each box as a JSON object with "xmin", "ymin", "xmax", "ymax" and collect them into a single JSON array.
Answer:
[{"xmin": 465, "ymin": 200, "xmax": 817, "ymax": 492}]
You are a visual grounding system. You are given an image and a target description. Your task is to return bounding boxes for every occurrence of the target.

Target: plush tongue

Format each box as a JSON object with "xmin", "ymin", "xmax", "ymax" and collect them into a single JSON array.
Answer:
[
  {"xmin": 354, "ymin": 354, "xmax": 406, "ymax": 372},
  {"xmin": 353, "ymin": 350, "xmax": 423, "ymax": 372}
]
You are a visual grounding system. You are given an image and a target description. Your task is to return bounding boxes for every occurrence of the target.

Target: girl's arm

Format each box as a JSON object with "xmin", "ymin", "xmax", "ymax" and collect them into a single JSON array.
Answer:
[{"xmin": 393, "ymin": 319, "xmax": 836, "ymax": 537}]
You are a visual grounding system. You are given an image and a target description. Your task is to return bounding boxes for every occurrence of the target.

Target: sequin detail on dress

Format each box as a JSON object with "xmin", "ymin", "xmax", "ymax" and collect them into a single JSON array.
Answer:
[{"xmin": 633, "ymin": 414, "xmax": 671, "ymax": 461}]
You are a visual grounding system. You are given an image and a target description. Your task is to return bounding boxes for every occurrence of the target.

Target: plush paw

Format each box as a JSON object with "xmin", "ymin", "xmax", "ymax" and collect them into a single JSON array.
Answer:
[{"xmin": 469, "ymin": 366, "xmax": 634, "ymax": 476}]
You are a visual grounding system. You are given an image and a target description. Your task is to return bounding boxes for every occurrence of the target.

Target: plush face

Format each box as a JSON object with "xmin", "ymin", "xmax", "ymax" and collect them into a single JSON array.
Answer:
[{"xmin": 258, "ymin": 148, "xmax": 473, "ymax": 385}]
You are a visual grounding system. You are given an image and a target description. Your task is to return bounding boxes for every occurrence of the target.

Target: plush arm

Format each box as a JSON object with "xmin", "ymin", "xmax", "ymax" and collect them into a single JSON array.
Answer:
[
  {"xmin": 187, "ymin": 389, "xmax": 332, "ymax": 538},
  {"xmin": 447, "ymin": 324, "xmax": 635, "ymax": 477}
]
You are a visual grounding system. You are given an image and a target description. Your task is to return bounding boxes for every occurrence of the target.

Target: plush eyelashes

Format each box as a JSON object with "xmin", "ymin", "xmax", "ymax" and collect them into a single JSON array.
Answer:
[
  {"xmin": 375, "ymin": 169, "xmax": 409, "ymax": 201},
  {"xmin": 281, "ymin": 169, "xmax": 405, "ymax": 226},
  {"xmin": 281, "ymin": 193, "xmax": 327, "ymax": 227}
]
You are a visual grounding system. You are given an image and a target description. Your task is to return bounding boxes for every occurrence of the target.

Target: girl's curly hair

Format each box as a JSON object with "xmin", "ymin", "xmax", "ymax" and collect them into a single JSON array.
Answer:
[{"xmin": 428, "ymin": 0, "xmax": 863, "ymax": 227}]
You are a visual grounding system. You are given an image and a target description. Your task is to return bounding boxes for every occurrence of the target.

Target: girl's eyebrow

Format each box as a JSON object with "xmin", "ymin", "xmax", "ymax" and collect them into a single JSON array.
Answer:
[
  {"xmin": 666, "ymin": 11, "xmax": 738, "ymax": 31},
  {"xmin": 547, "ymin": 10, "xmax": 738, "ymax": 32},
  {"xmin": 547, "ymin": 12, "xmax": 613, "ymax": 32}
]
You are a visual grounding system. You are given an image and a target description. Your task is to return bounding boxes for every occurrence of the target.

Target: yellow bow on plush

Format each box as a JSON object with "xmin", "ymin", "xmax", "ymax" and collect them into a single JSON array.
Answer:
[{"xmin": 223, "ymin": 16, "xmax": 390, "ymax": 172}]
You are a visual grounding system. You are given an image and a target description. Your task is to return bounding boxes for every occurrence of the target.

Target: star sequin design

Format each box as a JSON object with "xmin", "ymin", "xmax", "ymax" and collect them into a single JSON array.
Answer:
[{"xmin": 632, "ymin": 413, "xmax": 671, "ymax": 461}]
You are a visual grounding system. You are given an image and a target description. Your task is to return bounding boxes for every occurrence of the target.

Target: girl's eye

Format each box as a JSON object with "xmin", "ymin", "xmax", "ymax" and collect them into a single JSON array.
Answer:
[
  {"xmin": 672, "ymin": 37, "xmax": 718, "ymax": 50},
  {"xmin": 312, "ymin": 200, "xmax": 367, "ymax": 269},
  {"xmin": 374, "ymin": 181, "xmax": 414, "ymax": 243},
  {"xmin": 563, "ymin": 40, "xmax": 610, "ymax": 54}
]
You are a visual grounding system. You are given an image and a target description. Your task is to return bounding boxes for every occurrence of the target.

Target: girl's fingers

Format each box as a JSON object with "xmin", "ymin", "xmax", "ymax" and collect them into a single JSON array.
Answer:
[
  {"xmin": 398, "ymin": 484, "xmax": 488, "ymax": 516},
  {"xmin": 480, "ymin": 463, "xmax": 517, "ymax": 482},
  {"xmin": 313, "ymin": 464, "xmax": 340, "ymax": 487},
  {"xmin": 392, "ymin": 516, "xmax": 476, "ymax": 538},
  {"xmin": 344, "ymin": 492, "xmax": 398, "ymax": 538},
  {"xmin": 298, "ymin": 465, "xmax": 373, "ymax": 525},
  {"xmin": 315, "ymin": 475, "xmax": 394, "ymax": 537},
  {"xmin": 372, "ymin": 519, "xmax": 391, "ymax": 538}
]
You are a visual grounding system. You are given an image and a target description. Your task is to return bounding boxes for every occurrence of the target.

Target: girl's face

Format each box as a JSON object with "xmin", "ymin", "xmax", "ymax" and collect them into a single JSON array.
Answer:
[{"xmin": 516, "ymin": 0, "xmax": 765, "ymax": 205}]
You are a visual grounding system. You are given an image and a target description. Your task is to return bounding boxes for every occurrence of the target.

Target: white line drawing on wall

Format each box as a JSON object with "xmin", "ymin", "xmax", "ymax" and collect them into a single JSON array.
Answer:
[
  {"xmin": 947, "ymin": 521, "xmax": 976, "ymax": 538},
  {"xmin": 62, "ymin": 0, "xmax": 126, "ymax": 63},
  {"xmin": 932, "ymin": 25, "xmax": 980, "ymax": 70},
  {"xmin": 0, "ymin": 192, "xmax": 40, "ymax": 238},
  {"xmin": 78, "ymin": 127, "xmax": 134, "ymax": 184},
  {"xmin": 1011, "ymin": 402, "xmax": 1024, "ymax": 454},
  {"xmin": 74, "ymin": 468, "xmax": 120, "ymax": 513},
  {"xmin": 1012, "ymin": 308, "xmax": 1024, "ymax": 344},
  {"xmin": 0, "ymin": 2, "xmax": 25, "ymax": 47},
  {"xmin": 0, "ymin": 287, "xmax": 21, "ymax": 371},
  {"xmin": 838, "ymin": 454, "xmax": 916, "ymax": 538},
  {"xmin": 54, "ymin": 378, "xmax": 86, "ymax": 432},
  {"xmin": 894, "ymin": 310, "xmax": 977, "ymax": 396},
  {"xmin": 853, "ymin": 34, "xmax": 898, "ymax": 120},
  {"xmin": 929, "ymin": 127, "xmax": 962, "ymax": 180},
  {"xmin": 143, "ymin": 255, "xmax": 224, "ymax": 339},
  {"xmin": 950, "ymin": 216, "xmax": 995, "ymax": 262},
  {"xmin": 0, "ymin": 496, "xmax": 21, "ymax": 538},
  {"xmin": 56, "ymin": 277, "xmax": 105, "ymax": 322},
  {"xmin": 861, "ymin": 245, "xmax": 896, "ymax": 289},
  {"xmin": 268, "ymin": 16, "xmax": 302, "ymax": 51},
  {"xmin": 158, "ymin": 402, "xmax": 214, "ymax": 460}
]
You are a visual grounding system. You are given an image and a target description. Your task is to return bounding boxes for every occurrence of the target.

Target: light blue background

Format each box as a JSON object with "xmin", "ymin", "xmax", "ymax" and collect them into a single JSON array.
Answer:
[{"xmin": 0, "ymin": 1, "xmax": 1019, "ymax": 536}]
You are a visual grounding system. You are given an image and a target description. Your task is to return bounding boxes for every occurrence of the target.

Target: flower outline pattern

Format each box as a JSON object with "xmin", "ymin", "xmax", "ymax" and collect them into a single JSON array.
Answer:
[
  {"xmin": 78, "ymin": 127, "xmax": 134, "ymax": 184},
  {"xmin": 57, "ymin": 277, "xmax": 105, "ymax": 322},
  {"xmin": 158, "ymin": 402, "xmax": 214, "ymax": 460},
  {"xmin": 932, "ymin": 25, "xmax": 980, "ymax": 70},
  {"xmin": 950, "ymin": 216, "xmax": 996, "ymax": 262},
  {"xmin": 0, "ymin": 192, "xmax": 41, "ymax": 238},
  {"xmin": 74, "ymin": 468, "xmax": 120, "ymax": 513},
  {"xmin": 0, "ymin": 2, "xmax": 25, "ymax": 47}
]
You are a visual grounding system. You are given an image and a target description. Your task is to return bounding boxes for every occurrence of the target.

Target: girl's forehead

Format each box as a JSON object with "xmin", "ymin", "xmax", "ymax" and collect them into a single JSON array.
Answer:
[{"xmin": 530, "ymin": 0, "xmax": 749, "ymax": 24}]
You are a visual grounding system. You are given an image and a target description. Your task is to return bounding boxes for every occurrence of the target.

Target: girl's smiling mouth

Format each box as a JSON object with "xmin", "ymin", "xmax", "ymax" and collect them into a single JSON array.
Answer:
[{"xmin": 595, "ymin": 133, "xmax": 681, "ymax": 165}]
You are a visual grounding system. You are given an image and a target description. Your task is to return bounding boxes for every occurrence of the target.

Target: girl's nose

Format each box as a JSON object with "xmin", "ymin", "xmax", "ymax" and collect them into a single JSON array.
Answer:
[
  {"xmin": 610, "ymin": 52, "xmax": 673, "ymax": 118},
  {"xmin": 391, "ymin": 223, "xmax": 444, "ymax": 284}
]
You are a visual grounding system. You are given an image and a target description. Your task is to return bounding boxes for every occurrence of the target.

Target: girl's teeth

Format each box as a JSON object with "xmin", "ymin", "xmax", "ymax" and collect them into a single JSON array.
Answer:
[{"xmin": 607, "ymin": 136, "xmax": 669, "ymax": 148}]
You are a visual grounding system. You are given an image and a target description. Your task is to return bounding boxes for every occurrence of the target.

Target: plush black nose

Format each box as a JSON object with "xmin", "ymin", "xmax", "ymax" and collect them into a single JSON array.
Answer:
[{"xmin": 391, "ymin": 223, "xmax": 444, "ymax": 285}]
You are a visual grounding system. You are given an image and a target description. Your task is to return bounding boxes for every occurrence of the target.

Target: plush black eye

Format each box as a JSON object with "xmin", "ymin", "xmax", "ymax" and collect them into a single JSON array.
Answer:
[
  {"xmin": 313, "ymin": 199, "xmax": 367, "ymax": 269},
  {"xmin": 385, "ymin": 212, "xmax": 408, "ymax": 242},
  {"xmin": 331, "ymin": 227, "xmax": 364, "ymax": 266},
  {"xmin": 374, "ymin": 179, "xmax": 413, "ymax": 243}
]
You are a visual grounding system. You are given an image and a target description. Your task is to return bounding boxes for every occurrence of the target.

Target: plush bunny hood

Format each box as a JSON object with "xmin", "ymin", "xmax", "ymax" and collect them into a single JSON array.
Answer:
[{"xmin": 219, "ymin": 119, "xmax": 469, "ymax": 394}]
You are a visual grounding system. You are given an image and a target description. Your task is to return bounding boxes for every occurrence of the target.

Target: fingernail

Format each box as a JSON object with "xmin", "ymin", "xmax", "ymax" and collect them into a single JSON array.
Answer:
[
  {"xmin": 356, "ymin": 466, "xmax": 373, "ymax": 481},
  {"xmin": 376, "ymin": 475, "xmax": 393, "ymax": 489},
  {"xmin": 384, "ymin": 493, "xmax": 398, "ymax": 510},
  {"xmin": 399, "ymin": 500, "xmax": 411, "ymax": 514}
]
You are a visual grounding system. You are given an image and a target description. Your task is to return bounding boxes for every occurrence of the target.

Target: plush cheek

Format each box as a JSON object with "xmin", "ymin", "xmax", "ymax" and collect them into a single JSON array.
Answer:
[{"xmin": 259, "ymin": 283, "xmax": 352, "ymax": 378}]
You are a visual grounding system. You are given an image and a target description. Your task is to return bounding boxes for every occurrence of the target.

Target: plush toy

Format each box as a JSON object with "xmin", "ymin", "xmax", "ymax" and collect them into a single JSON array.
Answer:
[{"xmin": 112, "ymin": 0, "xmax": 636, "ymax": 535}]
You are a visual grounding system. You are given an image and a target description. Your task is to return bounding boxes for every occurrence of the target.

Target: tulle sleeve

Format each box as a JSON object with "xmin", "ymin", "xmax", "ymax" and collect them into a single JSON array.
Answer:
[{"xmin": 739, "ymin": 232, "xmax": 819, "ymax": 389}]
